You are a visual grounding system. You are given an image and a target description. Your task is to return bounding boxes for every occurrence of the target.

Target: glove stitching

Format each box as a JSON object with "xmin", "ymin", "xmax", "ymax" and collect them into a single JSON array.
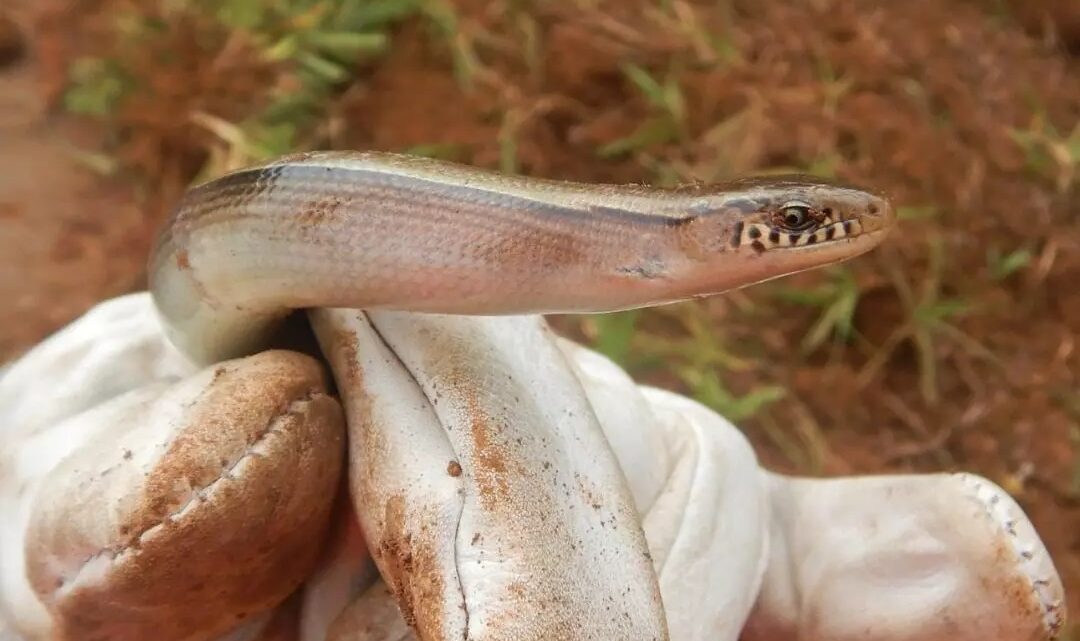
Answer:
[
  {"xmin": 956, "ymin": 472, "xmax": 1065, "ymax": 638},
  {"xmin": 54, "ymin": 389, "xmax": 326, "ymax": 596}
]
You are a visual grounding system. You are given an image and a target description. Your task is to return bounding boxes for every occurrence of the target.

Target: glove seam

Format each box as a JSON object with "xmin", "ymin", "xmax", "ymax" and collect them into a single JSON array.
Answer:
[{"xmin": 51, "ymin": 388, "xmax": 326, "ymax": 597}]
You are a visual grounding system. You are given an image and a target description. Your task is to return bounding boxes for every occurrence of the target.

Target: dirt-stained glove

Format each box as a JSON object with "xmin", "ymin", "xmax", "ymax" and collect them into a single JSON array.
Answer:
[{"xmin": 0, "ymin": 294, "xmax": 1065, "ymax": 641}]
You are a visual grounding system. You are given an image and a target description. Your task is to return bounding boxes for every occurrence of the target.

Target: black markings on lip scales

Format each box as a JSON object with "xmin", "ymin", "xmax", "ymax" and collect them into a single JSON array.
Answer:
[
  {"xmin": 843, "ymin": 221, "xmax": 852, "ymax": 235},
  {"xmin": 806, "ymin": 233, "xmax": 818, "ymax": 244},
  {"xmin": 825, "ymin": 226, "xmax": 836, "ymax": 241},
  {"xmin": 788, "ymin": 233, "xmax": 801, "ymax": 245},
  {"xmin": 768, "ymin": 230, "xmax": 780, "ymax": 244},
  {"xmin": 748, "ymin": 226, "xmax": 762, "ymax": 240},
  {"xmin": 750, "ymin": 240, "xmax": 766, "ymax": 255},
  {"xmin": 731, "ymin": 221, "xmax": 744, "ymax": 248}
]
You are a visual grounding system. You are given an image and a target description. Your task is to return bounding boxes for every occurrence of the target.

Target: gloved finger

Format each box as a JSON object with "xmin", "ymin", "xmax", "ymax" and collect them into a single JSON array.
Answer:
[
  {"xmin": 552, "ymin": 339, "xmax": 1066, "ymax": 641},
  {"xmin": 742, "ymin": 471, "xmax": 1065, "ymax": 641},
  {"xmin": 0, "ymin": 296, "xmax": 346, "ymax": 641},
  {"xmin": 320, "ymin": 325, "xmax": 771, "ymax": 641},
  {"xmin": 17, "ymin": 352, "xmax": 343, "ymax": 641},
  {"xmin": 310, "ymin": 309, "xmax": 667, "ymax": 641},
  {"xmin": 552, "ymin": 337, "xmax": 671, "ymax": 515},
  {"xmin": 634, "ymin": 386, "xmax": 768, "ymax": 641},
  {"xmin": 555, "ymin": 338, "xmax": 768, "ymax": 641}
]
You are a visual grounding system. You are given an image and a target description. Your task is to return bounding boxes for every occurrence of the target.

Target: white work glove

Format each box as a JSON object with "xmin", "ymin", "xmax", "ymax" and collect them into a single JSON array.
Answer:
[{"xmin": 0, "ymin": 294, "xmax": 1064, "ymax": 641}]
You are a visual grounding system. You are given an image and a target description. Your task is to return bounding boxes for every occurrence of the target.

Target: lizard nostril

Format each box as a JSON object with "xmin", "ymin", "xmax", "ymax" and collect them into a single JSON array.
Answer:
[{"xmin": 865, "ymin": 194, "xmax": 895, "ymax": 220}]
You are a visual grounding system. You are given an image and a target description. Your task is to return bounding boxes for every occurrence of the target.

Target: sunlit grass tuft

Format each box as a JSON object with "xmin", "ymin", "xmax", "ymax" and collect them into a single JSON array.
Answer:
[
  {"xmin": 774, "ymin": 266, "xmax": 861, "ymax": 356},
  {"xmin": 582, "ymin": 303, "xmax": 786, "ymax": 423},
  {"xmin": 856, "ymin": 239, "xmax": 1002, "ymax": 405},
  {"xmin": 597, "ymin": 63, "xmax": 687, "ymax": 158},
  {"xmin": 63, "ymin": 0, "xmax": 426, "ymax": 177},
  {"xmin": 1010, "ymin": 110, "xmax": 1080, "ymax": 194},
  {"xmin": 987, "ymin": 246, "xmax": 1033, "ymax": 281}
]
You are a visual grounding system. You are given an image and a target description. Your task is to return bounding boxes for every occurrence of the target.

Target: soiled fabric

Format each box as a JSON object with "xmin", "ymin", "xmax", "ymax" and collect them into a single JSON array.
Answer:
[{"xmin": 0, "ymin": 294, "xmax": 1065, "ymax": 641}]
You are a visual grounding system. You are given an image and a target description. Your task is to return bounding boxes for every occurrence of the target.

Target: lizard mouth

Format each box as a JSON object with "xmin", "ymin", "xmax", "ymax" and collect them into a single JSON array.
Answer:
[{"xmin": 739, "ymin": 217, "xmax": 889, "ymax": 252}]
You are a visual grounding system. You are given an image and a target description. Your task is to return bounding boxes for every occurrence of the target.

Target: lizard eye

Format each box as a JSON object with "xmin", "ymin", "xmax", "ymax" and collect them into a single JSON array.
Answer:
[{"xmin": 777, "ymin": 203, "xmax": 815, "ymax": 231}]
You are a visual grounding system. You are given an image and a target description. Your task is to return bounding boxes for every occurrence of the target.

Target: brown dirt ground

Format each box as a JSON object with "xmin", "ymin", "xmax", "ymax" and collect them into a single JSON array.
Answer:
[
  {"xmin": 3, "ymin": 0, "xmax": 1080, "ymax": 634},
  {"xmin": 0, "ymin": 2, "xmax": 147, "ymax": 361}
]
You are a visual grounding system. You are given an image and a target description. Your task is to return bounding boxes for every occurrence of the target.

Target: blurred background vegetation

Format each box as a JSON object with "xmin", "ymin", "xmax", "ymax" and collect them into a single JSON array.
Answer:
[{"xmin": 2, "ymin": 0, "xmax": 1079, "ymax": 630}]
